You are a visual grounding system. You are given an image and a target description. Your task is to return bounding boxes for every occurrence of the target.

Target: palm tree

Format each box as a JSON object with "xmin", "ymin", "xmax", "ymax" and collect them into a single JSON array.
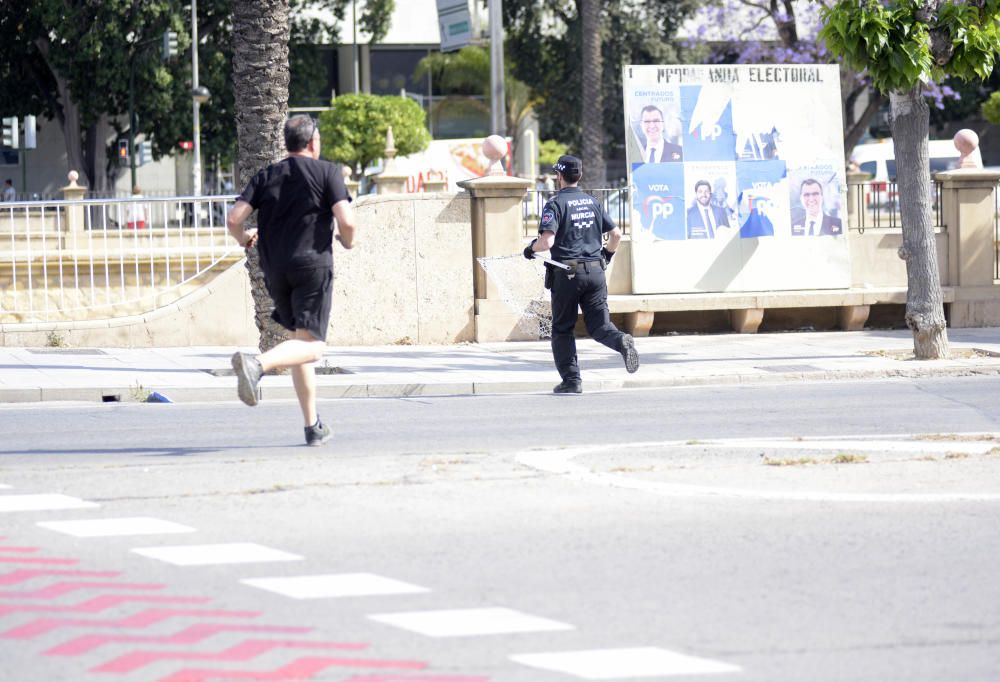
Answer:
[
  {"xmin": 579, "ymin": 0, "xmax": 606, "ymax": 187},
  {"xmin": 231, "ymin": 0, "xmax": 290, "ymax": 352}
]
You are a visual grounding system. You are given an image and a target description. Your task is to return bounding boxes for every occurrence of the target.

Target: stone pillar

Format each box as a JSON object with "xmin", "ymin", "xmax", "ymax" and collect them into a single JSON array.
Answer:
[
  {"xmin": 341, "ymin": 165, "xmax": 360, "ymax": 197},
  {"xmin": 374, "ymin": 126, "xmax": 408, "ymax": 195},
  {"xmin": 936, "ymin": 168, "xmax": 1000, "ymax": 326},
  {"xmin": 456, "ymin": 173, "xmax": 534, "ymax": 342},
  {"xmin": 61, "ymin": 171, "xmax": 87, "ymax": 234},
  {"xmin": 846, "ymin": 170, "xmax": 870, "ymax": 230}
]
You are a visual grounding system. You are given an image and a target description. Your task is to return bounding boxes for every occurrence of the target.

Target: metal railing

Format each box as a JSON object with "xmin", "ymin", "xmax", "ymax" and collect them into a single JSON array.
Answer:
[
  {"xmin": 0, "ymin": 194, "xmax": 242, "ymax": 325},
  {"xmin": 848, "ymin": 179, "xmax": 945, "ymax": 232},
  {"xmin": 523, "ymin": 188, "xmax": 631, "ymax": 238}
]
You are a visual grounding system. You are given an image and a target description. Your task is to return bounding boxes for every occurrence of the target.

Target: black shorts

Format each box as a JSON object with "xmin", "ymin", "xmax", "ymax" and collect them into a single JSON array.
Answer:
[{"xmin": 264, "ymin": 266, "xmax": 333, "ymax": 341}]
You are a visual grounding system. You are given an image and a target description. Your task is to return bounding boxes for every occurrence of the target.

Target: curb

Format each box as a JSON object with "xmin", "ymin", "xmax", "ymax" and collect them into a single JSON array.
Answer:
[{"xmin": 3, "ymin": 364, "xmax": 999, "ymax": 405}]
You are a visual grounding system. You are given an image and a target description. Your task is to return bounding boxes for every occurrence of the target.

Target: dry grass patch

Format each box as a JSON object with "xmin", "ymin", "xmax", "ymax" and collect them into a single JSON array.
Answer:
[
  {"xmin": 913, "ymin": 433, "xmax": 999, "ymax": 442},
  {"xmin": 763, "ymin": 456, "xmax": 818, "ymax": 467},
  {"xmin": 829, "ymin": 453, "xmax": 868, "ymax": 464},
  {"xmin": 944, "ymin": 452, "xmax": 970, "ymax": 460}
]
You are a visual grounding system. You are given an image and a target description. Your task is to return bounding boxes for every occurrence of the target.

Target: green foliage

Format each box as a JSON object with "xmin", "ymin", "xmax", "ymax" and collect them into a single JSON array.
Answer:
[
  {"xmin": 982, "ymin": 90, "xmax": 1000, "ymax": 124},
  {"xmin": 503, "ymin": 0, "xmax": 699, "ymax": 168},
  {"xmin": 415, "ymin": 47, "xmax": 491, "ymax": 96},
  {"xmin": 319, "ymin": 94, "xmax": 430, "ymax": 172},
  {"xmin": 820, "ymin": 0, "xmax": 1000, "ymax": 94},
  {"xmin": 0, "ymin": 0, "xmax": 394, "ymax": 188},
  {"xmin": 414, "ymin": 45, "xmax": 539, "ymax": 140},
  {"xmin": 539, "ymin": 139, "xmax": 568, "ymax": 167}
]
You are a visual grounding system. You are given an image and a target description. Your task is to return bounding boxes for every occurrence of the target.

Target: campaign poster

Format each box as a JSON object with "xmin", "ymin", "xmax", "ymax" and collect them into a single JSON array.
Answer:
[{"xmin": 623, "ymin": 64, "xmax": 850, "ymax": 293}]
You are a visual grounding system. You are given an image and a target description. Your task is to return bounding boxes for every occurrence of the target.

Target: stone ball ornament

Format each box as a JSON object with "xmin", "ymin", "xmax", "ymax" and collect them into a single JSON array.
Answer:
[{"xmin": 482, "ymin": 134, "xmax": 508, "ymax": 175}]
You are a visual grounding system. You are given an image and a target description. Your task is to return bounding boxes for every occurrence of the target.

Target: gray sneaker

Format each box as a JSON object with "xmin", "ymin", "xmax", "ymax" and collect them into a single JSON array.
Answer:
[
  {"xmin": 231, "ymin": 352, "xmax": 263, "ymax": 406},
  {"xmin": 621, "ymin": 334, "xmax": 639, "ymax": 374},
  {"xmin": 304, "ymin": 419, "xmax": 332, "ymax": 446}
]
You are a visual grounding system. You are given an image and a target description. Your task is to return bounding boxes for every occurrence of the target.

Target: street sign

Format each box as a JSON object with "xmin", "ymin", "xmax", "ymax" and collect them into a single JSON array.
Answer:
[{"xmin": 436, "ymin": 0, "xmax": 473, "ymax": 52}]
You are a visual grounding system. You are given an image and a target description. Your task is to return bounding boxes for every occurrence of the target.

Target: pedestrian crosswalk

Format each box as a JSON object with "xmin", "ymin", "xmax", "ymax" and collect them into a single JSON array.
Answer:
[
  {"xmin": 242, "ymin": 573, "xmax": 430, "ymax": 599},
  {"xmin": 38, "ymin": 517, "xmax": 196, "ymax": 537},
  {"xmin": 0, "ymin": 494, "xmax": 99, "ymax": 512},
  {"xmin": 0, "ymin": 482, "xmax": 743, "ymax": 679},
  {"xmin": 368, "ymin": 607, "xmax": 575, "ymax": 637},
  {"xmin": 132, "ymin": 543, "xmax": 303, "ymax": 566}
]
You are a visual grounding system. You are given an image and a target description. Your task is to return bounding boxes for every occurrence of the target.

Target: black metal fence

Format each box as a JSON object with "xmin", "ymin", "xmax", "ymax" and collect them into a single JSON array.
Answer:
[{"xmin": 522, "ymin": 188, "xmax": 631, "ymax": 238}]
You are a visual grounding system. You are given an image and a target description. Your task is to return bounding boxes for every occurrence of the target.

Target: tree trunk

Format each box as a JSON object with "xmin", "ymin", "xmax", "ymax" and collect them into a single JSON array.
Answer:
[
  {"xmin": 889, "ymin": 86, "xmax": 950, "ymax": 359},
  {"xmin": 231, "ymin": 0, "xmax": 291, "ymax": 353},
  {"xmin": 579, "ymin": 0, "xmax": 605, "ymax": 187}
]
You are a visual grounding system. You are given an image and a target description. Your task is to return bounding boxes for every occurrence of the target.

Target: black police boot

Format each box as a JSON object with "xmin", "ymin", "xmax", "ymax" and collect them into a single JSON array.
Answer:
[
  {"xmin": 620, "ymin": 334, "xmax": 639, "ymax": 374},
  {"xmin": 553, "ymin": 379, "xmax": 583, "ymax": 394}
]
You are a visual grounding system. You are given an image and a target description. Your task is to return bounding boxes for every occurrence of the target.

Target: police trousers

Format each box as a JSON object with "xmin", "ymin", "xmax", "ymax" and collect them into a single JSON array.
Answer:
[{"xmin": 550, "ymin": 261, "xmax": 627, "ymax": 383}]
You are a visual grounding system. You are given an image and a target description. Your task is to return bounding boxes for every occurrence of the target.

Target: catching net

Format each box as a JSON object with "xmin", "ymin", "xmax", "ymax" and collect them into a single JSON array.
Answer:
[{"xmin": 476, "ymin": 255, "xmax": 553, "ymax": 339}]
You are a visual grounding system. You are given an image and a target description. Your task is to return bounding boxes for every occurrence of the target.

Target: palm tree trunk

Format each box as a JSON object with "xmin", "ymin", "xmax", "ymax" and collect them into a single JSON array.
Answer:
[
  {"xmin": 231, "ymin": 0, "xmax": 291, "ymax": 353},
  {"xmin": 889, "ymin": 85, "xmax": 949, "ymax": 359},
  {"xmin": 579, "ymin": 0, "xmax": 605, "ymax": 187}
]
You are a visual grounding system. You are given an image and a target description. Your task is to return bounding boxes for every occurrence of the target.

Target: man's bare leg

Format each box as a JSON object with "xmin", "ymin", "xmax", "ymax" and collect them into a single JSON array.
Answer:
[{"xmin": 256, "ymin": 329, "xmax": 324, "ymax": 425}]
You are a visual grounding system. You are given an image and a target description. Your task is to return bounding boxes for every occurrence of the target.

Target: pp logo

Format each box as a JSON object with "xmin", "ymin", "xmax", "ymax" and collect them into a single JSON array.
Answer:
[
  {"xmin": 642, "ymin": 195, "xmax": 676, "ymax": 221},
  {"xmin": 747, "ymin": 195, "xmax": 773, "ymax": 218},
  {"xmin": 702, "ymin": 123, "xmax": 723, "ymax": 141},
  {"xmin": 541, "ymin": 210, "xmax": 555, "ymax": 226}
]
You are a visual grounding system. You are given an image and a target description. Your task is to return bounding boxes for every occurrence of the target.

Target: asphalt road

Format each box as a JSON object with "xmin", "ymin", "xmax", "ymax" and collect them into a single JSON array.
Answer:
[{"xmin": 1, "ymin": 377, "xmax": 999, "ymax": 681}]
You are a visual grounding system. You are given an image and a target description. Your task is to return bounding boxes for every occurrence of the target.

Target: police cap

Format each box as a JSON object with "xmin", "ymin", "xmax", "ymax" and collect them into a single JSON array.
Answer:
[{"xmin": 553, "ymin": 155, "xmax": 582, "ymax": 177}]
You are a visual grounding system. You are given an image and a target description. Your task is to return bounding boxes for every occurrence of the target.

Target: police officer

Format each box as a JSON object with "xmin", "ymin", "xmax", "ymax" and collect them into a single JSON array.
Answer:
[{"xmin": 524, "ymin": 155, "xmax": 639, "ymax": 394}]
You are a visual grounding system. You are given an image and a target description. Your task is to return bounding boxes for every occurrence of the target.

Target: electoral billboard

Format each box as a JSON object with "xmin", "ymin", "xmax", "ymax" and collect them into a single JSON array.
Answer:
[{"xmin": 623, "ymin": 64, "xmax": 849, "ymax": 294}]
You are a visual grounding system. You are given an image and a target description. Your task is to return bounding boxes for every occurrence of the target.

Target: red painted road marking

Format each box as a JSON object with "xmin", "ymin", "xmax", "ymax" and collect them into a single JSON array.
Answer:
[
  {"xmin": 0, "ymin": 556, "xmax": 77, "ymax": 565},
  {"xmin": 0, "ymin": 547, "xmax": 39, "ymax": 554},
  {"xmin": 0, "ymin": 569, "xmax": 120, "ymax": 585},
  {"xmin": 94, "ymin": 638, "xmax": 370, "ymax": 673},
  {"xmin": 0, "ymin": 593, "xmax": 209, "ymax": 616},
  {"xmin": 45, "ymin": 623, "xmax": 315, "ymax": 656},
  {"xmin": 0, "ymin": 580, "xmax": 164, "ymax": 599},
  {"xmin": 1, "ymin": 607, "xmax": 259, "ymax": 639},
  {"xmin": 157, "ymin": 656, "xmax": 427, "ymax": 682}
]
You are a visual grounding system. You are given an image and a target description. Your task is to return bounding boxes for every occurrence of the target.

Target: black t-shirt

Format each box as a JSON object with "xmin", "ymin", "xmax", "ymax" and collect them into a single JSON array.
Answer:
[
  {"xmin": 538, "ymin": 187, "xmax": 615, "ymax": 261},
  {"xmin": 238, "ymin": 156, "xmax": 352, "ymax": 271}
]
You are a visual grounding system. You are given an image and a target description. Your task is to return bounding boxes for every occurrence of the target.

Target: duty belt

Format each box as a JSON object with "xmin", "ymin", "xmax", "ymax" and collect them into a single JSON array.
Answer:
[{"xmin": 556, "ymin": 258, "xmax": 605, "ymax": 279}]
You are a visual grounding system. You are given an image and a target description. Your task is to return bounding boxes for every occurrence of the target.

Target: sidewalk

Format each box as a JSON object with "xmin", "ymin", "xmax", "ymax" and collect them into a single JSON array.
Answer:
[{"xmin": 1, "ymin": 328, "xmax": 999, "ymax": 403}]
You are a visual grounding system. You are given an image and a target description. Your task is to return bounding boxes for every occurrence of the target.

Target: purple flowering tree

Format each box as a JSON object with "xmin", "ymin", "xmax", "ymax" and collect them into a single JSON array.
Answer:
[
  {"xmin": 686, "ymin": 0, "xmax": 881, "ymax": 154},
  {"xmin": 687, "ymin": 0, "xmax": 966, "ymax": 156}
]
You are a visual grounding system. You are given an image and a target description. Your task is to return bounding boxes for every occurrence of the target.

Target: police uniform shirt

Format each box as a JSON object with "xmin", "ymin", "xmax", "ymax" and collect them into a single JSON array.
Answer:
[{"xmin": 538, "ymin": 187, "xmax": 615, "ymax": 262}]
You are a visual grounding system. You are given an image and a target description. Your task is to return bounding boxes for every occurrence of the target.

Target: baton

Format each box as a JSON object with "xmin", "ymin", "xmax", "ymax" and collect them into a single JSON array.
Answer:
[{"xmin": 532, "ymin": 254, "xmax": 571, "ymax": 270}]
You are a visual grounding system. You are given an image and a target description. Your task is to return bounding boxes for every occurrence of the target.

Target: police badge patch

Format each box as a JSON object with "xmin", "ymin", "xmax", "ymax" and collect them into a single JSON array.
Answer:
[{"xmin": 541, "ymin": 209, "xmax": 555, "ymax": 227}]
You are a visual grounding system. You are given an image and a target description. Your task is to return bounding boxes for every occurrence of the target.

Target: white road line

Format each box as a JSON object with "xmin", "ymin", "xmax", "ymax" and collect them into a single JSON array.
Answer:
[
  {"xmin": 131, "ymin": 543, "xmax": 302, "ymax": 566},
  {"xmin": 37, "ymin": 517, "xmax": 196, "ymax": 538},
  {"xmin": 510, "ymin": 647, "xmax": 741, "ymax": 679},
  {"xmin": 515, "ymin": 433, "xmax": 1000, "ymax": 503},
  {"xmin": 241, "ymin": 573, "xmax": 429, "ymax": 599},
  {"xmin": 368, "ymin": 607, "xmax": 574, "ymax": 637},
  {"xmin": 0, "ymin": 494, "xmax": 99, "ymax": 512}
]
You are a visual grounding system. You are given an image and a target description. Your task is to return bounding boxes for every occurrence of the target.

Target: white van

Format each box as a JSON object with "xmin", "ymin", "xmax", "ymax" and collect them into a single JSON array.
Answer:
[
  {"xmin": 850, "ymin": 139, "xmax": 971, "ymax": 208},
  {"xmin": 850, "ymin": 139, "xmax": 967, "ymax": 183}
]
